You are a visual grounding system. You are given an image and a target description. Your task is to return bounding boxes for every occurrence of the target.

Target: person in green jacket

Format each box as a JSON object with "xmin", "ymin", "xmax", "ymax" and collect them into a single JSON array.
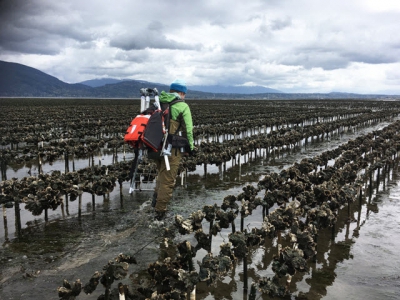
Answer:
[{"xmin": 153, "ymin": 79, "xmax": 195, "ymax": 220}]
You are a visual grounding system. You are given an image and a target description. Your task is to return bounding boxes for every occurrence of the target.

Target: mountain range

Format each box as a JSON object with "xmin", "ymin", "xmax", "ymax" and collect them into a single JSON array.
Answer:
[
  {"xmin": 0, "ymin": 60, "xmax": 397, "ymax": 100},
  {"xmin": 79, "ymin": 78, "xmax": 282, "ymax": 94}
]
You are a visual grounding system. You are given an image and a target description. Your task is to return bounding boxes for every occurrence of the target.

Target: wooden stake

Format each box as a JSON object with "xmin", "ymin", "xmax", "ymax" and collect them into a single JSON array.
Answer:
[
  {"xmin": 208, "ymin": 220, "xmax": 214, "ymax": 253},
  {"xmin": 92, "ymin": 194, "xmax": 96, "ymax": 211},
  {"xmin": 3, "ymin": 205, "xmax": 8, "ymax": 240},
  {"xmin": 78, "ymin": 193, "xmax": 82, "ymax": 218}
]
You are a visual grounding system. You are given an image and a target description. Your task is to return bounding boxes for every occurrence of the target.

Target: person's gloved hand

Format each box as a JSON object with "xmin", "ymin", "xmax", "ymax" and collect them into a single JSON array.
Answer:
[{"xmin": 189, "ymin": 147, "xmax": 198, "ymax": 157}]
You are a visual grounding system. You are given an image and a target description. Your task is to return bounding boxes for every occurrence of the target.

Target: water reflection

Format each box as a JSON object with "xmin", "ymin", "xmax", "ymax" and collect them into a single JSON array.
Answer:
[
  {"xmin": 1, "ymin": 120, "xmax": 400, "ymax": 299},
  {"xmin": 191, "ymin": 158, "xmax": 399, "ymax": 299}
]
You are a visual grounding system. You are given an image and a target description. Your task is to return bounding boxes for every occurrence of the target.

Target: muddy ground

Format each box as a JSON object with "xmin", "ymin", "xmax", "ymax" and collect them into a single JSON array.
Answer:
[
  {"xmin": 2, "ymin": 120, "xmax": 400, "ymax": 300},
  {"xmin": 0, "ymin": 187, "xmax": 190, "ymax": 300}
]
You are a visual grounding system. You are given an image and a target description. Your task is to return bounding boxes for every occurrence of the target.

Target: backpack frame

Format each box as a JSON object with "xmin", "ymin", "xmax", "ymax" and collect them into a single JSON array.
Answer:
[{"xmin": 124, "ymin": 88, "xmax": 183, "ymax": 193}]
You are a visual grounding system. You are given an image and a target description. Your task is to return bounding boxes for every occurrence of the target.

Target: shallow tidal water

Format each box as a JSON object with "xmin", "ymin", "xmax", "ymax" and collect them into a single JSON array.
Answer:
[
  {"xmin": 1, "ymin": 120, "xmax": 400, "ymax": 299},
  {"xmin": 323, "ymin": 179, "xmax": 400, "ymax": 300}
]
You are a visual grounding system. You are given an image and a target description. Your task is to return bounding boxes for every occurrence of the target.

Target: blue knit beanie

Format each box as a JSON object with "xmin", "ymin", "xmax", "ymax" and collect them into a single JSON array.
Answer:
[{"xmin": 170, "ymin": 79, "xmax": 187, "ymax": 94}]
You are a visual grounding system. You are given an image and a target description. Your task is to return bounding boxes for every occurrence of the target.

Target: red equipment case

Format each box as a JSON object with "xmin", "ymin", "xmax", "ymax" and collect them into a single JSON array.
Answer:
[{"xmin": 124, "ymin": 114, "xmax": 151, "ymax": 148}]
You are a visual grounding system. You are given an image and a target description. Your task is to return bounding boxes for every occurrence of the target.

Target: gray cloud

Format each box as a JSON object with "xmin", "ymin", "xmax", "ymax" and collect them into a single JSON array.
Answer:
[
  {"xmin": 343, "ymin": 51, "xmax": 397, "ymax": 65},
  {"xmin": 279, "ymin": 47, "xmax": 350, "ymax": 70},
  {"xmin": 270, "ymin": 17, "xmax": 292, "ymax": 31},
  {"xmin": 109, "ymin": 30, "xmax": 199, "ymax": 51},
  {"xmin": 147, "ymin": 21, "xmax": 164, "ymax": 31},
  {"xmin": 0, "ymin": 0, "xmax": 93, "ymax": 54},
  {"xmin": 0, "ymin": 0, "xmax": 400, "ymax": 94},
  {"xmin": 222, "ymin": 43, "xmax": 251, "ymax": 54}
]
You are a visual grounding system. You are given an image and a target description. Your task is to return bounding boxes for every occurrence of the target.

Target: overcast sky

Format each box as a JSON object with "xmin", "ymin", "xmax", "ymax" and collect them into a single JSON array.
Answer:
[{"xmin": 1, "ymin": 0, "xmax": 400, "ymax": 94}]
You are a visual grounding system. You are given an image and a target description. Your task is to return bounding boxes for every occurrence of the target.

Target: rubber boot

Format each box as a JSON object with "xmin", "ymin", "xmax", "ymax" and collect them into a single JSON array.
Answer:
[
  {"xmin": 155, "ymin": 210, "xmax": 166, "ymax": 221},
  {"xmin": 151, "ymin": 192, "xmax": 157, "ymax": 208}
]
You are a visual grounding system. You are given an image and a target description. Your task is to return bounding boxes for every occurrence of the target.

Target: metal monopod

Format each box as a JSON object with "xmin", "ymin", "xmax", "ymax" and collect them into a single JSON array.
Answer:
[{"xmin": 142, "ymin": 87, "xmax": 171, "ymax": 171}]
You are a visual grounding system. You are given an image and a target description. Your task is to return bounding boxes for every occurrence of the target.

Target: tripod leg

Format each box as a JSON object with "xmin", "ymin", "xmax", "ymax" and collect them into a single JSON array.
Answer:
[{"xmin": 129, "ymin": 149, "xmax": 140, "ymax": 194}]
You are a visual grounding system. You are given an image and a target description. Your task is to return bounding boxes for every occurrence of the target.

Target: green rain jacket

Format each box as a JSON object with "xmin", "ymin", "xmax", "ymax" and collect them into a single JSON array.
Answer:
[{"xmin": 159, "ymin": 91, "xmax": 194, "ymax": 150}]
